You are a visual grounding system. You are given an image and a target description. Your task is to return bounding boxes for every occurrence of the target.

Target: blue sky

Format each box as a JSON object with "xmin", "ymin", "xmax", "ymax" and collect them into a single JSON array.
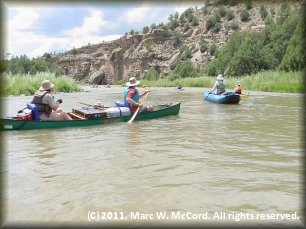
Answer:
[{"xmin": 2, "ymin": 0, "xmax": 204, "ymax": 59}]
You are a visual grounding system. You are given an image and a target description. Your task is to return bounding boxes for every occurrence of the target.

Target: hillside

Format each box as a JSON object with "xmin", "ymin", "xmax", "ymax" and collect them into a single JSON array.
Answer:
[{"xmin": 44, "ymin": 0, "xmax": 304, "ymax": 85}]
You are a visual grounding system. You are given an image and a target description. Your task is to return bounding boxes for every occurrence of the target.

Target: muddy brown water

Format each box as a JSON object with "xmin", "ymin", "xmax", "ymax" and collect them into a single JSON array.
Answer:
[{"xmin": 1, "ymin": 86, "xmax": 304, "ymax": 227}]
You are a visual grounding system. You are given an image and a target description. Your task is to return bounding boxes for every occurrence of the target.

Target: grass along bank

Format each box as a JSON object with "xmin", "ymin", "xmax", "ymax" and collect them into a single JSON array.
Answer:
[
  {"xmin": 139, "ymin": 71, "xmax": 304, "ymax": 93},
  {"xmin": 1, "ymin": 72, "xmax": 82, "ymax": 96},
  {"xmin": 1, "ymin": 71, "xmax": 303, "ymax": 97}
]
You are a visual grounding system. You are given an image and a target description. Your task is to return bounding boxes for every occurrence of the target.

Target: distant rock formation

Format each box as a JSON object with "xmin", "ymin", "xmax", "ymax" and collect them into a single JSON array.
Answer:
[{"xmin": 44, "ymin": 1, "xmax": 302, "ymax": 84}]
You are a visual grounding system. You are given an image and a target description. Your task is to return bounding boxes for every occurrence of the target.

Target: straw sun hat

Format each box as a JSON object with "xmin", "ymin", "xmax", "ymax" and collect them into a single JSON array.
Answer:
[{"xmin": 39, "ymin": 80, "xmax": 54, "ymax": 91}]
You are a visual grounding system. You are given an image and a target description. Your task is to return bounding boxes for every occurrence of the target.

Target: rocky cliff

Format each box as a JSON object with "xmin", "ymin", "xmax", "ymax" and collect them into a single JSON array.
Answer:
[{"xmin": 45, "ymin": 1, "xmax": 303, "ymax": 85}]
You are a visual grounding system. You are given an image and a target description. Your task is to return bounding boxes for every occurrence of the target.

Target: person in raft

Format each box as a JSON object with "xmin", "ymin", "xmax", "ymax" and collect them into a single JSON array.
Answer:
[
  {"xmin": 177, "ymin": 85, "xmax": 182, "ymax": 89},
  {"xmin": 31, "ymin": 80, "xmax": 72, "ymax": 121},
  {"xmin": 234, "ymin": 84, "xmax": 242, "ymax": 94},
  {"xmin": 124, "ymin": 77, "xmax": 153, "ymax": 114},
  {"xmin": 208, "ymin": 74, "xmax": 226, "ymax": 95}
]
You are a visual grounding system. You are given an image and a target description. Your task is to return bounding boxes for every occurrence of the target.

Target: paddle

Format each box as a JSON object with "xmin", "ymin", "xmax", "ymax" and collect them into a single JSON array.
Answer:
[
  {"xmin": 203, "ymin": 92, "xmax": 211, "ymax": 102},
  {"xmin": 203, "ymin": 66, "xmax": 230, "ymax": 102},
  {"xmin": 77, "ymin": 101, "xmax": 108, "ymax": 110},
  {"xmin": 128, "ymin": 91, "xmax": 150, "ymax": 124}
]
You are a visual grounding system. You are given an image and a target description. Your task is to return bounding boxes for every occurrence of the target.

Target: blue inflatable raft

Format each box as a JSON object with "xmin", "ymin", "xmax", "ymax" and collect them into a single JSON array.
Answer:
[{"xmin": 203, "ymin": 91, "xmax": 241, "ymax": 104}]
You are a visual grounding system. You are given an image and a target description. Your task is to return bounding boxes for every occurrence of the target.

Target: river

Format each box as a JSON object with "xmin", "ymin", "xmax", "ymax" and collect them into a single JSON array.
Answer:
[{"xmin": 1, "ymin": 85, "xmax": 304, "ymax": 228}]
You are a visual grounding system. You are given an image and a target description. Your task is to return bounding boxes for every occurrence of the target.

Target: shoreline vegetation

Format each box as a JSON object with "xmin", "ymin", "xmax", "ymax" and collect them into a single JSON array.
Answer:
[{"xmin": 0, "ymin": 70, "xmax": 304, "ymax": 97}]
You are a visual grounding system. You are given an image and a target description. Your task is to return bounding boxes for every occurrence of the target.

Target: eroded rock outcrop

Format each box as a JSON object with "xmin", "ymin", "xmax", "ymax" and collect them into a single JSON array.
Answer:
[{"xmin": 45, "ymin": 1, "xmax": 302, "ymax": 84}]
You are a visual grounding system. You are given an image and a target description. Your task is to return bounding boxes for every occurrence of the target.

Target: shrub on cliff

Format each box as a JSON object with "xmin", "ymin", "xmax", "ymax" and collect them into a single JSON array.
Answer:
[{"xmin": 144, "ymin": 68, "xmax": 159, "ymax": 81}]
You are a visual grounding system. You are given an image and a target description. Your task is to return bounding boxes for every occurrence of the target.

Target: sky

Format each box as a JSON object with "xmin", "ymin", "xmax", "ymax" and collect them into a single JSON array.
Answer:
[{"xmin": 1, "ymin": 0, "xmax": 205, "ymax": 59}]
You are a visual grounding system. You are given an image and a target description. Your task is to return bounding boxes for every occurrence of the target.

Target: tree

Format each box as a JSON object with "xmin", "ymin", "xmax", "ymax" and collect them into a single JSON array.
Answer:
[
  {"xmin": 43, "ymin": 52, "xmax": 51, "ymax": 58},
  {"xmin": 231, "ymin": 35, "xmax": 270, "ymax": 75},
  {"xmin": 168, "ymin": 14, "xmax": 173, "ymax": 22},
  {"xmin": 277, "ymin": 3, "xmax": 291, "ymax": 26},
  {"xmin": 170, "ymin": 57, "xmax": 180, "ymax": 70},
  {"xmin": 179, "ymin": 13, "xmax": 187, "ymax": 24},
  {"xmin": 144, "ymin": 67, "xmax": 159, "ymax": 81},
  {"xmin": 188, "ymin": 13, "xmax": 194, "ymax": 23},
  {"xmin": 0, "ymin": 60, "xmax": 7, "ymax": 73},
  {"xmin": 172, "ymin": 59, "xmax": 197, "ymax": 78},
  {"xmin": 129, "ymin": 29, "xmax": 134, "ymax": 35},
  {"xmin": 209, "ymin": 44, "xmax": 218, "ymax": 56},
  {"xmin": 205, "ymin": 30, "xmax": 249, "ymax": 76},
  {"xmin": 168, "ymin": 20, "xmax": 179, "ymax": 30},
  {"xmin": 143, "ymin": 26, "xmax": 149, "ymax": 33},
  {"xmin": 150, "ymin": 23, "xmax": 157, "ymax": 30},
  {"xmin": 184, "ymin": 23, "xmax": 190, "ymax": 32},
  {"xmin": 32, "ymin": 57, "xmax": 49, "ymax": 73},
  {"xmin": 49, "ymin": 63, "xmax": 64, "ymax": 76}
]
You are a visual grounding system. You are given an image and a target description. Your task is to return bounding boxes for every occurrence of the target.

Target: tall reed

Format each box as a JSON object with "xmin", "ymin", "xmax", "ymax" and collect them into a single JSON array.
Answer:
[
  {"xmin": 0, "ymin": 72, "xmax": 82, "ymax": 96},
  {"xmin": 139, "ymin": 71, "xmax": 304, "ymax": 93}
]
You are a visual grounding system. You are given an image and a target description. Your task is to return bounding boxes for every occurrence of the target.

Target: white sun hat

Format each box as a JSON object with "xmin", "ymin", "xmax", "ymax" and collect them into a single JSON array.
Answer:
[
  {"xmin": 126, "ymin": 77, "xmax": 140, "ymax": 87},
  {"xmin": 217, "ymin": 74, "xmax": 223, "ymax": 81}
]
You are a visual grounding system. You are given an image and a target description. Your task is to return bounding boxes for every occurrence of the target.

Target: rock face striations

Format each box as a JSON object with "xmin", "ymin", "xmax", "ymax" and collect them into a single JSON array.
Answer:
[{"xmin": 45, "ymin": 1, "xmax": 303, "ymax": 84}]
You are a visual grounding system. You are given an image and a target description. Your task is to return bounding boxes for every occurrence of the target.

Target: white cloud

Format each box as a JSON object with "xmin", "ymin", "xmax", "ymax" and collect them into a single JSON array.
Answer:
[
  {"xmin": 6, "ymin": 8, "xmax": 121, "ymax": 58},
  {"xmin": 63, "ymin": 10, "xmax": 114, "ymax": 37},
  {"xmin": 9, "ymin": 8, "xmax": 40, "ymax": 30},
  {"xmin": 124, "ymin": 7, "xmax": 152, "ymax": 23},
  {"xmin": 4, "ymin": 2, "xmax": 198, "ymax": 59}
]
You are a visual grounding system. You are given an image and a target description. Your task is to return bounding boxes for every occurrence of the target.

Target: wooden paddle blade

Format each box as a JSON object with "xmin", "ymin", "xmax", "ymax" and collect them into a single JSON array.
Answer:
[{"xmin": 127, "ymin": 107, "xmax": 141, "ymax": 124}]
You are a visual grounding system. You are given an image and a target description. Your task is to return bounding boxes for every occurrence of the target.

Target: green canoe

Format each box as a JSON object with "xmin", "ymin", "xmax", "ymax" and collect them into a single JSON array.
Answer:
[{"xmin": 1, "ymin": 102, "xmax": 180, "ymax": 131}]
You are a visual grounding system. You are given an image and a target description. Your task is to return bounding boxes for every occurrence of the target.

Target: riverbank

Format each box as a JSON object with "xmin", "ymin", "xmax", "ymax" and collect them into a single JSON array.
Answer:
[
  {"xmin": 0, "ymin": 72, "xmax": 82, "ymax": 97},
  {"xmin": 1, "ymin": 70, "xmax": 304, "ymax": 97},
  {"xmin": 139, "ymin": 71, "xmax": 304, "ymax": 93}
]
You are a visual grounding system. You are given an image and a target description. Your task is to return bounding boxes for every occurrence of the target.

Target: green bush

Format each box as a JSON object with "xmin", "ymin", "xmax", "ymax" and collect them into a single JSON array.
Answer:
[
  {"xmin": 246, "ymin": 0, "xmax": 253, "ymax": 10},
  {"xmin": 206, "ymin": 16, "xmax": 217, "ymax": 30},
  {"xmin": 144, "ymin": 68, "xmax": 159, "ymax": 81},
  {"xmin": 218, "ymin": 6, "xmax": 227, "ymax": 17},
  {"xmin": 240, "ymin": 9, "xmax": 250, "ymax": 21},
  {"xmin": 213, "ymin": 23, "xmax": 222, "ymax": 33},
  {"xmin": 200, "ymin": 41, "xmax": 208, "ymax": 53},
  {"xmin": 226, "ymin": 10, "xmax": 235, "ymax": 21},
  {"xmin": 230, "ymin": 21, "xmax": 239, "ymax": 30},
  {"xmin": 170, "ymin": 57, "xmax": 180, "ymax": 70}
]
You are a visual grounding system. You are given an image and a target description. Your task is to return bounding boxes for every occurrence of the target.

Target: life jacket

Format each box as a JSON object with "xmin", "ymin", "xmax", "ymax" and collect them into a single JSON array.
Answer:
[
  {"xmin": 236, "ymin": 86, "xmax": 242, "ymax": 94},
  {"xmin": 123, "ymin": 87, "xmax": 139, "ymax": 107},
  {"xmin": 32, "ymin": 90, "xmax": 53, "ymax": 115},
  {"xmin": 217, "ymin": 80, "xmax": 226, "ymax": 94}
]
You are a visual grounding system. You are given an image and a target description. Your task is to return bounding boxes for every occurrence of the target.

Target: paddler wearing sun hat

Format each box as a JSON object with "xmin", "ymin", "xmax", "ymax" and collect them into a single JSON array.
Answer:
[
  {"xmin": 208, "ymin": 74, "xmax": 227, "ymax": 95},
  {"xmin": 31, "ymin": 79, "xmax": 72, "ymax": 121},
  {"xmin": 123, "ymin": 77, "xmax": 154, "ymax": 114}
]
